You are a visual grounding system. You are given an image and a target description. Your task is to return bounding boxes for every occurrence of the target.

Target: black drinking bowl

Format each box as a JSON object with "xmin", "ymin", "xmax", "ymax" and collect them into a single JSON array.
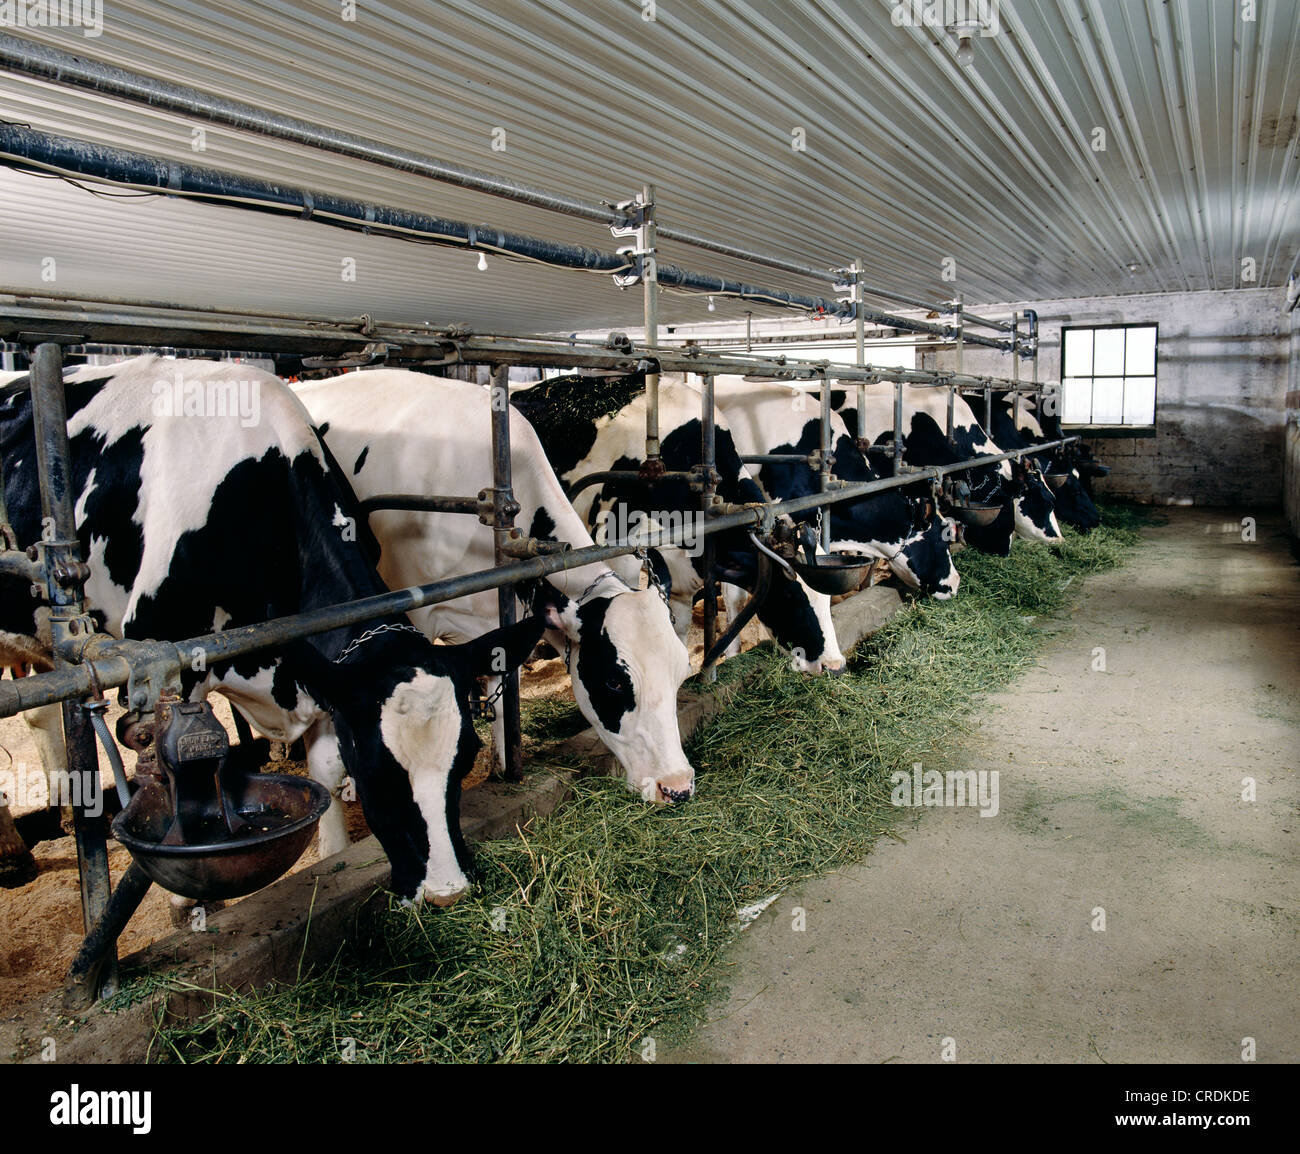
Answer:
[
  {"xmin": 112, "ymin": 773, "xmax": 331, "ymax": 901},
  {"xmin": 949, "ymin": 502, "xmax": 1002, "ymax": 528},
  {"xmin": 1044, "ymin": 471, "xmax": 1071, "ymax": 489},
  {"xmin": 792, "ymin": 551, "xmax": 874, "ymax": 596}
]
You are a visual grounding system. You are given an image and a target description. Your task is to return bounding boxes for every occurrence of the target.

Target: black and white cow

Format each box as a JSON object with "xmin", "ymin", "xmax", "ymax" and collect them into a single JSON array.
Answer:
[
  {"xmin": 709, "ymin": 377, "xmax": 960, "ymax": 598},
  {"xmin": 511, "ymin": 373, "xmax": 846, "ymax": 674},
  {"xmin": 833, "ymin": 384, "xmax": 1062, "ymax": 552},
  {"xmin": 985, "ymin": 392, "xmax": 1100, "ymax": 532},
  {"xmin": 293, "ymin": 370, "xmax": 695, "ymax": 804},
  {"xmin": 0, "ymin": 356, "xmax": 541, "ymax": 905}
]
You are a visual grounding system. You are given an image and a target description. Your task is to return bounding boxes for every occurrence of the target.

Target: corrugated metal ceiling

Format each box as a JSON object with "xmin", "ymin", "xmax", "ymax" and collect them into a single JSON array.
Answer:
[{"xmin": 0, "ymin": 0, "xmax": 1296, "ymax": 334}]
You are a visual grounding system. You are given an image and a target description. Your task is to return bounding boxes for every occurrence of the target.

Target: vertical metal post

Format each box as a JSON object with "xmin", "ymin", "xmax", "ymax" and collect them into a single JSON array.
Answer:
[
  {"xmin": 489, "ymin": 365, "xmax": 523, "ymax": 782},
  {"xmin": 699, "ymin": 373, "xmax": 717, "ymax": 684},
  {"xmin": 1011, "ymin": 312, "xmax": 1021, "ymax": 427},
  {"xmin": 642, "ymin": 183, "xmax": 660, "ymax": 463},
  {"xmin": 853, "ymin": 258, "xmax": 866, "ymax": 425},
  {"xmin": 947, "ymin": 298, "xmax": 960, "ymax": 443},
  {"xmin": 30, "ymin": 342, "xmax": 117, "ymax": 998},
  {"xmin": 745, "ymin": 310, "xmax": 753, "ymax": 353},
  {"xmin": 893, "ymin": 380, "xmax": 904, "ymax": 474},
  {"xmin": 955, "ymin": 296, "xmax": 965, "ymax": 376},
  {"xmin": 820, "ymin": 372, "xmax": 833, "ymax": 552}
]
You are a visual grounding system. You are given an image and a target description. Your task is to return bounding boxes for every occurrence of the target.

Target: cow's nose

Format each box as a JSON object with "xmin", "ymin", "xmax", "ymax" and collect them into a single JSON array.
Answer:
[
  {"xmin": 823, "ymin": 660, "xmax": 847, "ymax": 677},
  {"xmin": 658, "ymin": 783, "xmax": 694, "ymax": 805}
]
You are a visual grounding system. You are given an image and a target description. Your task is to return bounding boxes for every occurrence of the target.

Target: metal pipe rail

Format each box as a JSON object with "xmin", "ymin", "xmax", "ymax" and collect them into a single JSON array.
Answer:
[
  {"xmin": 0, "ymin": 34, "xmax": 1026, "ymax": 339},
  {"xmin": 0, "ymin": 433, "xmax": 1079, "ymax": 723},
  {"xmin": 0, "ymin": 291, "xmax": 1043, "ymax": 388}
]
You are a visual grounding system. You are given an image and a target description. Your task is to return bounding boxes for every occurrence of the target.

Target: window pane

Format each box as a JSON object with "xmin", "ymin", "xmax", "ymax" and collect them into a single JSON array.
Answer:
[
  {"xmin": 1092, "ymin": 378, "xmax": 1124, "ymax": 423},
  {"xmin": 1061, "ymin": 378, "xmax": 1093, "ymax": 423},
  {"xmin": 1123, "ymin": 377, "xmax": 1155, "ymax": 425},
  {"xmin": 1125, "ymin": 327, "xmax": 1156, "ymax": 376},
  {"xmin": 1063, "ymin": 329, "xmax": 1093, "ymax": 376},
  {"xmin": 1093, "ymin": 328, "xmax": 1126, "ymax": 376}
]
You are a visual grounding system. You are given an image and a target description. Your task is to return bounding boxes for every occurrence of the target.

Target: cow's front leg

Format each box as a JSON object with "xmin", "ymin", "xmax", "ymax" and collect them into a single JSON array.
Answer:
[
  {"xmin": 305, "ymin": 718, "xmax": 349, "ymax": 858},
  {"xmin": 486, "ymin": 674, "xmax": 508, "ymax": 775}
]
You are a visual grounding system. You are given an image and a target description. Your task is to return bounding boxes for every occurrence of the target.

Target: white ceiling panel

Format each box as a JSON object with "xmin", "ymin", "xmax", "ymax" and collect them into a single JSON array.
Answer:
[{"xmin": 0, "ymin": 0, "xmax": 1296, "ymax": 335}]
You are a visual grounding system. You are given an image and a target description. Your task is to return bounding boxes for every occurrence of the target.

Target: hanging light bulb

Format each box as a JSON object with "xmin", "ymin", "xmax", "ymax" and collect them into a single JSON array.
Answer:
[
  {"xmin": 955, "ymin": 34, "xmax": 975, "ymax": 67},
  {"xmin": 477, "ymin": 252, "xmax": 488, "ymax": 271},
  {"xmin": 707, "ymin": 296, "xmax": 716, "ymax": 312}
]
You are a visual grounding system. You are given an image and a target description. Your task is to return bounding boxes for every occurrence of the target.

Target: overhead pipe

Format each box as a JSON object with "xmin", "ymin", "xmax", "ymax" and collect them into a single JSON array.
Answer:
[
  {"xmin": 0, "ymin": 123, "xmax": 1025, "ymax": 351},
  {"xmin": 0, "ymin": 34, "xmax": 1022, "ymax": 337}
]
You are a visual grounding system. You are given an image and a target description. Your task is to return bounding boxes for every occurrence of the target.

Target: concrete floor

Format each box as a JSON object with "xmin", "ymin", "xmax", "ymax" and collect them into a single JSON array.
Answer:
[{"xmin": 666, "ymin": 508, "xmax": 1299, "ymax": 1064}]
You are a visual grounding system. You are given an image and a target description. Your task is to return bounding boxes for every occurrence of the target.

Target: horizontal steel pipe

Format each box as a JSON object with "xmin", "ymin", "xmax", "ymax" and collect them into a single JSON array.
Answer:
[
  {"xmin": 0, "ymin": 434, "xmax": 1077, "ymax": 721},
  {"xmin": 0, "ymin": 291, "xmax": 1038, "ymax": 390},
  {"xmin": 358, "ymin": 494, "xmax": 482, "ymax": 517},
  {"xmin": 0, "ymin": 35, "xmax": 1039, "ymax": 328},
  {"xmin": 0, "ymin": 33, "xmax": 627, "ymax": 230},
  {"xmin": 0, "ymin": 124, "xmax": 1023, "ymax": 350}
]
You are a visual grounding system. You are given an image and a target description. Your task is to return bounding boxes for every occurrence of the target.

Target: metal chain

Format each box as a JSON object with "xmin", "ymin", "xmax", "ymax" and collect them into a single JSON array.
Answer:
[
  {"xmin": 333, "ymin": 621, "xmax": 426, "ymax": 664},
  {"xmin": 636, "ymin": 546, "xmax": 676, "ymax": 625},
  {"xmin": 469, "ymin": 676, "xmax": 506, "ymax": 721}
]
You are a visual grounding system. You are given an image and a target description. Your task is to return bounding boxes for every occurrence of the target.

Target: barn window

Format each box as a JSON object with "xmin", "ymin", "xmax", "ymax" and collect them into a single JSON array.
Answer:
[{"xmin": 1060, "ymin": 324, "xmax": 1157, "ymax": 427}]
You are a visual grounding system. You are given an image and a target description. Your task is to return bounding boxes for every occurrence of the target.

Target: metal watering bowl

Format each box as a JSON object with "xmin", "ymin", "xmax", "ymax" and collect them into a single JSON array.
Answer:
[
  {"xmin": 1044, "ymin": 470, "xmax": 1072, "ymax": 490},
  {"xmin": 111, "ymin": 697, "xmax": 331, "ymax": 901},
  {"xmin": 792, "ymin": 550, "xmax": 874, "ymax": 596},
  {"xmin": 113, "ymin": 774, "xmax": 330, "ymax": 901},
  {"xmin": 949, "ymin": 501, "xmax": 1002, "ymax": 528}
]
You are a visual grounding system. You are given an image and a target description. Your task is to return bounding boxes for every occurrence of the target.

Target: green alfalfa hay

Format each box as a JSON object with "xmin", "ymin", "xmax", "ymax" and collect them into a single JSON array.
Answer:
[{"xmin": 154, "ymin": 503, "xmax": 1148, "ymax": 1064}]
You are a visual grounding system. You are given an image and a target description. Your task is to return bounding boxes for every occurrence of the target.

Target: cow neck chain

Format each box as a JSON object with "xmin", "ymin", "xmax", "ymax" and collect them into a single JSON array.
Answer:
[
  {"xmin": 560, "ymin": 551, "xmax": 675, "ymax": 673},
  {"xmin": 333, "ymin": 622, "xmax": 425, "ymax": 664}
]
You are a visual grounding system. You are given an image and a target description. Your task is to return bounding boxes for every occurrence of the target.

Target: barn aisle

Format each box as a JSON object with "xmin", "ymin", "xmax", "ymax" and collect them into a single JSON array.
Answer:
[{"xmin": 667, "ymin": 509, "xmax": 1299, "ymax": 1063}]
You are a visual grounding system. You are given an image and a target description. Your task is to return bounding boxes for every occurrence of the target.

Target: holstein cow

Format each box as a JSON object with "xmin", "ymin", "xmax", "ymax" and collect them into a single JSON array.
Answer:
[
  {"xmin": 833, "ymin": 384, "xmax": 1062, "ymax": 552},
  {"xmin": 985, "ymin": 392, "xmax": 1100, "ymax": 532},
  {"xmin": 707, "ymin": 377, "xmax": 961, "ymax": 598},
  {"xmin": 511, "ymin": 374, "xmax": 846, "ymax": 674},
  {"xmin": 0, "ymin": 356, "xmax": 541, "ymax": 905},
  {"xmin": 293, "ymin": 370, "xmax": 695, "ymax": 805}
]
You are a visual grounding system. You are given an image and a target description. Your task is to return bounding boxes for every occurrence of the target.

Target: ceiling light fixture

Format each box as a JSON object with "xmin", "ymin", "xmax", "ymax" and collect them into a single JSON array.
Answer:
[{"xmin": 947, "ymin": 15, "xmax": 988, "ymax": 68}]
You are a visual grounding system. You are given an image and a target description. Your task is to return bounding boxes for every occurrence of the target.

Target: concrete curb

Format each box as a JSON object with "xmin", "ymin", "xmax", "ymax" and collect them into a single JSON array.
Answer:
[{"xmin": 1, "ymin": 583, "xmax": 905, "ymax": 1063}]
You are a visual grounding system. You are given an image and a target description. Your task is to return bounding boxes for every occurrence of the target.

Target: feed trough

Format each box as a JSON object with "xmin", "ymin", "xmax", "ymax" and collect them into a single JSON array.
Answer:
[
  {"xmin": 792, "ymin": 550, "xmax": 875, "ymax": 596},
  {"xmin": 111, "ymin": 698, "xmax": 330, "ymax": 901}
]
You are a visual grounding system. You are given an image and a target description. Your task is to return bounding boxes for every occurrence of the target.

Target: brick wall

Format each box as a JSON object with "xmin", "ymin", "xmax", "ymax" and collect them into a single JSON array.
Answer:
[{"xmin": 935, "ymin": 287, "xmax": 1291, "ymax": 508}]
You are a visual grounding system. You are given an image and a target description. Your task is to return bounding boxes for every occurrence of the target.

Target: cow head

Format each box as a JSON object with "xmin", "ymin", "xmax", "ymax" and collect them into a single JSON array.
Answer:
[
  {"xmin": 1045, "ymin": 460, "xmax": 1101, "ymax": 531},
  {"xmin": 1009, "ymin": 459, "xmax": 1062, "ymax": 542},
  {"xmin": 530, "ymin": 576, "xmax": 695, "ymax": 804},
  {"xmin": 289, "ymin": 617, "xmax": 543, "ymax": 905},
  {"xmin": 890, "ymin": 495, "xmax": 961, "ymax": 599},
  {"xmin": 718, "ymin": 531, "xmax": 845, "ymax": 675}
]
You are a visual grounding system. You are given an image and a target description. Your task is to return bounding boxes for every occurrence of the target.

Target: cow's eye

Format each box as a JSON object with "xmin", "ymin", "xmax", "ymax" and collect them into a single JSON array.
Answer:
[{"xmin": 607, "ymin": 677, "xmax": 625, "ymax": 692}]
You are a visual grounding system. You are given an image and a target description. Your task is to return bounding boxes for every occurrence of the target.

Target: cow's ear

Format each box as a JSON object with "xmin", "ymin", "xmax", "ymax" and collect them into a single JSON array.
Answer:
[{"xmin": 455, "ymin": 616, "xmax": 547, "ymax": 679}]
